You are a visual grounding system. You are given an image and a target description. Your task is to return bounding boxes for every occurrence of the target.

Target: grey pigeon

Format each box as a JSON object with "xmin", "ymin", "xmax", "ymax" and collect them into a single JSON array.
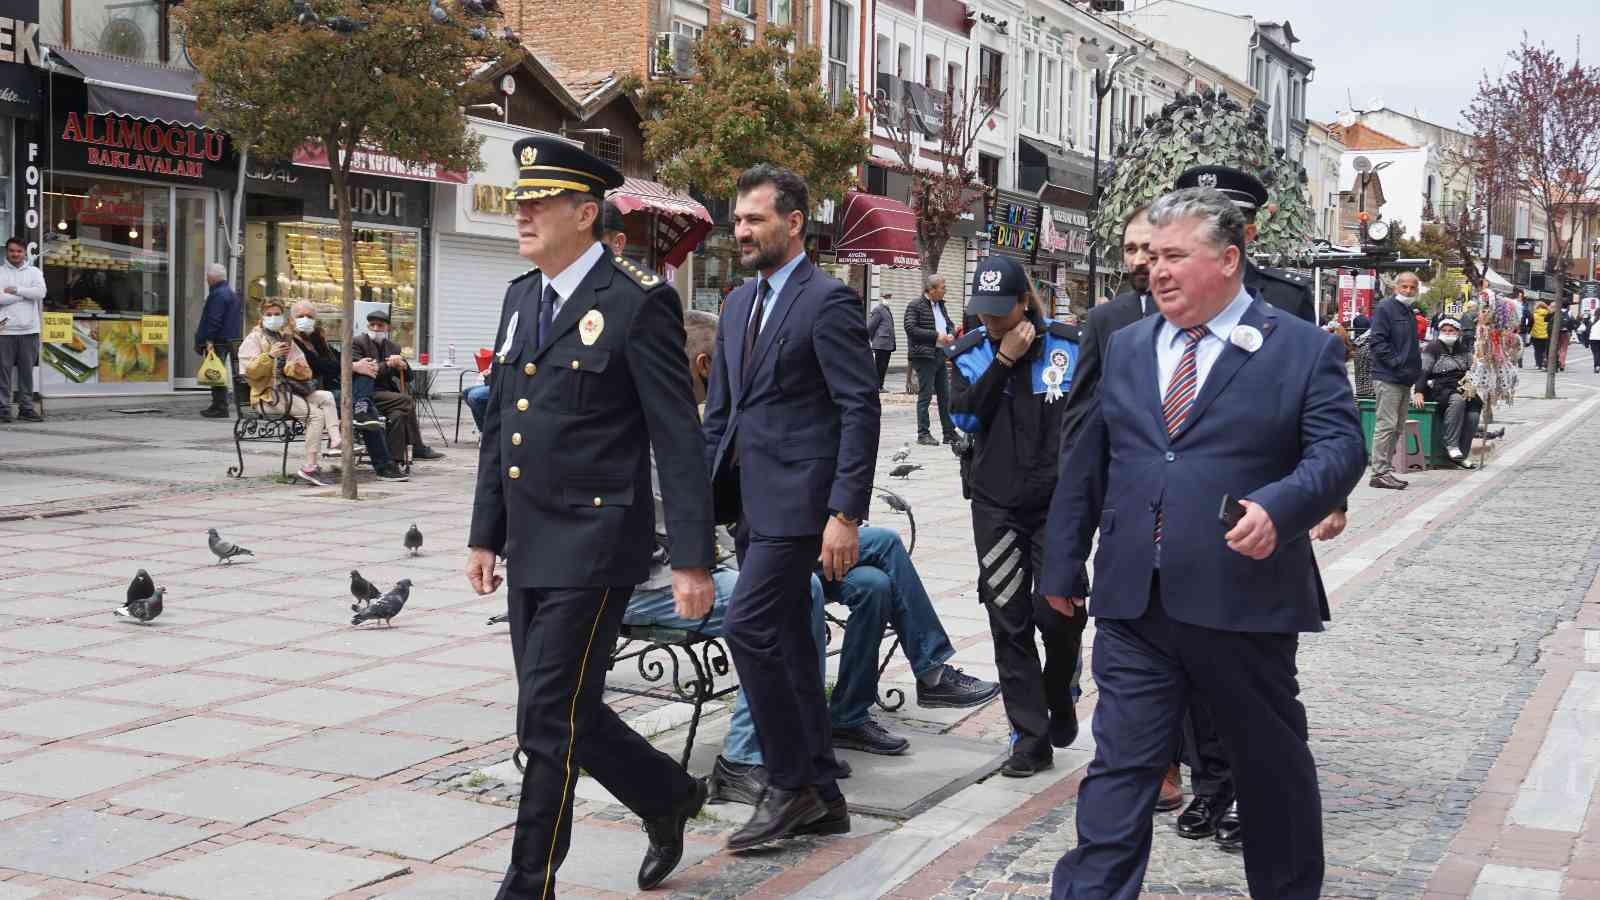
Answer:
[
  {"xmin": 207, "ymin": 528, "xmax": 253, "ymax": 565},
  {"xmin": 890, "ymin": 442, "xmax": 911, "ymax": 463},
  {"xmin": 889, "ymin": 463, "xmax": 922, "ymax": 480},
  {"xmin": 115, "ymin": 587, "xmax": 164, "ymax": 624},
  {"xmin": 349, "ymin": 569, "xmax": 381, "ymax": 612},
  {"xmin": 352, "ymin": 579, "xmax": 411, "ymax": 627},
  {"xmin": 127, "ymin": 569, "xmax": 155, "ymax": 606},
  {"xmin": 486, "ymin": 611, "xmax": 509, "ymax": 626},
  {"xmin": 878, "ymin": 490, "xmax": 911, "ymax": 514},
  {"xmin": 404, "ymin": 523, "xmax": 423, "ymax": 556}
]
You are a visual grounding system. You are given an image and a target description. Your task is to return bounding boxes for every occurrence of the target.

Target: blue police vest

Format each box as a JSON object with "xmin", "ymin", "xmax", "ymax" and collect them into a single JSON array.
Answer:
[{"xmin": 950, "ymin": 319, "xmax": 1080, "ymax": 433}]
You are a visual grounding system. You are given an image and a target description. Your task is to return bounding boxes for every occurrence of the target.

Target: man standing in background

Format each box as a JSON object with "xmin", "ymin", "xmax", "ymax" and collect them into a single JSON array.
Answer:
[
  {"xmin": 905, "ymin": 275, "xmax": 958, "ymax": 446},
  {"xmin": 196, "ymin": 262, "xmax": 243, "ymax": 418},
  {"xmin": 0, "ymin": 238, "xmax": 47, "ymax": 423},
  {"xmin": 867, "ymin": 292, "xmax": 896, "ymax": 391}
]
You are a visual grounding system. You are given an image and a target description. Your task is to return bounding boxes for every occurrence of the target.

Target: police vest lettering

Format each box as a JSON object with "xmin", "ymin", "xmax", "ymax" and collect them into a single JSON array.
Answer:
[{"xmin": 950, "ymin": 320, "xmax": 1080, "ymax": 433}]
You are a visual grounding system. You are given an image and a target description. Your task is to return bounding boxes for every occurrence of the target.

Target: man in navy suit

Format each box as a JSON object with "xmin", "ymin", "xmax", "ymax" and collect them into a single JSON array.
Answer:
[
  {"xmin": 703, "ymin": 164, "xmax": 881, "ymax": 850},
  {"xmin": 1041, "ymin": 187, "xmax": 1363, "ymax": 900}
]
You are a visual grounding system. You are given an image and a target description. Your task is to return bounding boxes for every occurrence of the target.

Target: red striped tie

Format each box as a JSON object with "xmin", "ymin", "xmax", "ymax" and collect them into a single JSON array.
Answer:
[{"xmin": 1154, "ymin": 326, "xmax": 1209, "ymax": 545}]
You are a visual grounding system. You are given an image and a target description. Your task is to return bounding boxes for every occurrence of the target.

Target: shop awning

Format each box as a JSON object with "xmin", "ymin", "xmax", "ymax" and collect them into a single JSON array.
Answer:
[
  {"xmin": 610, "ymin": 177, "xmax": 714, "ymax": 269},
  {"xmin": 1017, "ymin": 136, "xmax": 1093, "ymax": 204},
  {"xmin": 52, "ymin": 47, "xmax": 207, "ymax": 128},
  {"xmin": 1483, "ymin": 267, "xmax": 1514, "ymax": 290},
  {"xmin": 836, "ymin": 190, "xmax": 920, "ymax": 268}
]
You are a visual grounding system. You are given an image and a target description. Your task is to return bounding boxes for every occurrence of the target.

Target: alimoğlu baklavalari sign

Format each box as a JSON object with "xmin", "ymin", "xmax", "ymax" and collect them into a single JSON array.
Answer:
[{"xmin": 58, "ymin": 113, "xmax": 226, "ymax": 181}]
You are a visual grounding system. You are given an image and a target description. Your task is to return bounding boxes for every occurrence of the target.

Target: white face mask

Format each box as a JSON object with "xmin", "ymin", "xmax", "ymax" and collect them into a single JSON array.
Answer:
[
  {"xmin": 366, "ymin": 330, "xmax": 385, "ymax": 342},
  {"xmin": 262, "ymin": 314, "xmax": 285, "ymax": 332},
  {"xmin": 293, "ymin": 316, "xmax": 316, "ymax": 334},
  {"xmin": 1440, "ymin": 333, "xmax": 1459, "ymax": 346}
]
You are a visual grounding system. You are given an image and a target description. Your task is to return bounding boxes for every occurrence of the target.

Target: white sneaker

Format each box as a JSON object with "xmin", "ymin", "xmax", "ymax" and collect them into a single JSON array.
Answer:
[{"xmin": 1447, "ymin": 447, "xmax": 1464, "ymax": 460}]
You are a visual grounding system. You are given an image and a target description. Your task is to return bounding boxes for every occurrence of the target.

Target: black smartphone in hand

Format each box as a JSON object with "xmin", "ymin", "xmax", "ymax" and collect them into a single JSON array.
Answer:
[{"xmin": 1219, "ymin": 495, "xmax": 1246, "ymax": 529}]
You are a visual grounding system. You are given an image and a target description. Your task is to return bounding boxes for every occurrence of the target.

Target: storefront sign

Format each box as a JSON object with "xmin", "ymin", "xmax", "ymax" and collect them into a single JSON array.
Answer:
[
  {"xmin": 20, "ymin": 138, "xmax": 40, "ymax": 259},
  {"xmin": 140, "ymin": 314, "xmax": 168, "ymax": 346},
  {"xmin": 41, "ymin": 311, "xmax": 72, "ymax": 343},
  {"xmin": 1337, "ymin": 269, "xmax": 1355, "ymax": 324},
  {"xmin": 0, "ymin": 0, "xmax": 40, "ymax": 117},
  {"xmin": 292, "ymin": 143, "xmax": 468, "ymax": 184},
  {"xmin": 988, "ymin": 193, "xmax": 1040, "ymax": 261},
  {"xmin": 48, "ymin": 84, "xmax": 236, "ymax": 189},
  {"xmin": 248, "ymin": 161, "xmax": 430, "ymax": 229},
  {"xmin": 472, "ymin": 183, "xmax": 515, "ymax": 217}
]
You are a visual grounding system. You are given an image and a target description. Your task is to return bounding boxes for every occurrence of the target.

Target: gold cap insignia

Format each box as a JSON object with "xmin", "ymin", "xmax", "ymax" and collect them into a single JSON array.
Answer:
[{"xmin": 520, "ymin": 146, "xmax": 537, "ymax": 166}]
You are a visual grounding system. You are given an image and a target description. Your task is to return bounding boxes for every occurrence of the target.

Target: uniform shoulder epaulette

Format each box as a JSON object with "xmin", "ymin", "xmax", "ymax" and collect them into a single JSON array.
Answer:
[
  {"xmin": 950, "ymin": 328, "xmax": 987, "ymax": 357},
  {"xmin": 1047, "ymin": 320, "xmax": 1082, "ymax": 342},
  {"xmin": 508, "ymin": 268, "xmax": 539, "ymax": 285},
  {"xmin": 612, "ymin": 255, "xmax": 663, "ymax": 289}
]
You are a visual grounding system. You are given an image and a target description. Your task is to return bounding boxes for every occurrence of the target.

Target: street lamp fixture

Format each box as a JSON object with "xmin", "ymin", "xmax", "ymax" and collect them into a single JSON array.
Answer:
[{"xmin": 1079, "ymin": 38, "xmax": 1146, "ymax": 300}]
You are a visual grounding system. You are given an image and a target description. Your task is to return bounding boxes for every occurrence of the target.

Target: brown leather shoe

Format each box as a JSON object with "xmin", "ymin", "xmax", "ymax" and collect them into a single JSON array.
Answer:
[
  {"xmin": 1155, "ymin": 764, "xmax": 1184, "ymax": 812},
  {"xmin": 1368, "ymin": 473, "xmax": 1408, "ymax": 490}
]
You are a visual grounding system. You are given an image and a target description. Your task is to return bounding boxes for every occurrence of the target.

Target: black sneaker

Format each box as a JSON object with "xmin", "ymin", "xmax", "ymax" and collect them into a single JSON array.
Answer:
[
  {"xmin": 200, "ymin": 406, "xmax": 229, "ymax": 419},
  {"xmin": 375, "ymin": 465, "xmax": 410, "ymax": 481},
  {"xmin": 0, "ymin": 411, "xmax": 10, "ymax": 423},
  {"xmin": 831, "ymin": 717, "xmax": 909, "ymax": 755},
  {"xmin": 16, "ymin": 410, "xmax": 42, "ymax": 423},
  {"xmin": 916, "ymin": 434, "xmax": 940, "ymax": 446},
  {"xmin": 412, "ymin": 446, "xmax": 446, "ymax": 461},
  {"xmin": 999, "ymin": 751, "xmax": 1053, "ymax": 778},
  {"xmin": 915, "ymin": 665, "xmax": 1000, "ymax": 709},
  {"xmin": 352, "ymin": 404, "xmax": 385, "ymax": 431}
]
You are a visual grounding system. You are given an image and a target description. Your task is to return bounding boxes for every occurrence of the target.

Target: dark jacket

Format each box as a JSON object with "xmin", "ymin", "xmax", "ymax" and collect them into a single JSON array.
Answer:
[
  {"xmin": 866, "ymin": 302, "xmax": 896, "ymax": 351},
  {"xmin": 1416, "ymin": 339, "xmax": 1472, "ymax": 401},
  {"xmin": 948, "ymin": 312, "xmax": 1082, "ymax": 509},
  {"xmin": 350, "ymin": 332, "xmax": 408, "ymax": 393},
  {"xmin": 904, "ymin": 295, "xmax": 953, "ymax": 360},
  {"xmin": 1244, "ymin": 262, "xmax": 1316, "ymax": 323},
  {"xmin": 294, "ymin": 330, "xmax": 341, "ymax": 392},
  {"xmin": 1367, "ymin": 295, "xmax": 1422, "ymax": 387},
  {"xmin": 194, "ymin": 281, "xmax": 242, "ymax": 352},
  {"xmin": 1059, "ymin": 289, "xmax": 1153, "ymax": 454}
]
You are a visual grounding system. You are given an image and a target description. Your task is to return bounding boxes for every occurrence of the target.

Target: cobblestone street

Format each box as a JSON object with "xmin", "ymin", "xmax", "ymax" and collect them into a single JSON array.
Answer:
[{"xmin": 0, "ymin": 363, "xmax": 1599, "ymax": 899}]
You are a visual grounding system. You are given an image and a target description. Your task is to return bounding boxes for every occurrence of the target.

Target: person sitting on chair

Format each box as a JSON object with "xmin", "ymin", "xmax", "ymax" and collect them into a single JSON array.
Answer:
[
  {"xmin": 288, "ymin": 301, "xmax": 406, "ymax": 480},
  {"xmin": 1416, "ymin": 317, "xmax": 1482, "ymax": 468},
  {"xmin": 349, "ymin": 308, "xmax": 444, "ymax": 462}
]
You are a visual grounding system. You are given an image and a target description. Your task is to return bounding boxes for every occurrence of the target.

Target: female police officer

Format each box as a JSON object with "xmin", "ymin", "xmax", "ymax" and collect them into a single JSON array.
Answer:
[{"xmin": 949, "ymin": 255, "xmax": 1086, "ymax": 777}]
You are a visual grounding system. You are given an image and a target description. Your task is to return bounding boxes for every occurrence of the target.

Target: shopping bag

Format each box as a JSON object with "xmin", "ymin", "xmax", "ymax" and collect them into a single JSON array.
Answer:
[{"xmin": 197, "ymin": 344, "xmax": 229, "ymax": 388}]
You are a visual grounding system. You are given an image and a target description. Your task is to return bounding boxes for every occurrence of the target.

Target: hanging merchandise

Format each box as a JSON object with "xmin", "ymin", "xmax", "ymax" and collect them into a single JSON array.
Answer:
[{"xmin": 1468, "ymin": 289, "xmax": 1520, "ymax": 411}]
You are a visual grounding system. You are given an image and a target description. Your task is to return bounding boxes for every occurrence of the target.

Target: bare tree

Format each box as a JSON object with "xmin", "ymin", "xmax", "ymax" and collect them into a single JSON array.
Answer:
[{"xmin": 1465, "ymin": 38, "xmax": 1600, "ymax": 398}]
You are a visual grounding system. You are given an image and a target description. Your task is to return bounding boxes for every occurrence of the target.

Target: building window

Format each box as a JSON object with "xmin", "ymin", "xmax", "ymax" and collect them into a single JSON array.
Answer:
[
  {"xmin": 876, "ymin": 35, "xmax": 892, "ymax": 75},
  {"xmin": 768, "ymin": 0, "xmax": 791, "ymax": 24},
  {"xmin": 1021, "ymin": 49, "xmax": 1035, "ymax": 129},
  {"xmin": 1041, "ymin": 57, "xmax": 1058, "ymax": 138},
  {"xmin": 948, "ymin": 62, "xmax": 963, "ymax": 99},
  {"xmin": 979, "ymin": 47, "xmax": 1003, "ymax": 108},
  {"xmin": 1271, "ymin": 85, "xmax": 1284, "ymax": 145},
  {"xmin": 897, "ymin": 43, "xmax": 911, "ymax": 79},
  {"xmin": 827, "ymin": 1, "xmax": 851, "ymax": 108},
  {"xmin": 925, "ymin": 54, "xmax": 940, "ymax": 91},
  {"xmin": 43, "ymin": 0, "xmax": 165, "ymax": 63},
  {"xmin": 724, "ymin": 0, "xmax": 753, "ymax": 18},
  {"xmin": 674, "ymin": 20, "xmax": 704, "ymax": 40},
  {"xmin": 978, "ymin": 152, "xmax": 1001, "ymax": 187},
  {"xmin": 1066, "ymin": 66, "xmax": 1078, "ymax": 144}
]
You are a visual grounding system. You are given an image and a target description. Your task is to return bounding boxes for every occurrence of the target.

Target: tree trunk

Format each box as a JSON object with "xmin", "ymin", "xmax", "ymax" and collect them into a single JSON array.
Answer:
[{"xmin": 329, "ymin": 137, "xmax": 358, "ymax": 500}]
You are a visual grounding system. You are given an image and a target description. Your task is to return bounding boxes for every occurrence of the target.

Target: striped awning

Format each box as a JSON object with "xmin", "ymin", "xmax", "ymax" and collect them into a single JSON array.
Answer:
[
  {"xmin": 610, "ymin": 177, "xmax": 713, "ymax": 268},
  {"xmin": 836, "ymin": 191, "xmax": 920, "ymax": 269}
]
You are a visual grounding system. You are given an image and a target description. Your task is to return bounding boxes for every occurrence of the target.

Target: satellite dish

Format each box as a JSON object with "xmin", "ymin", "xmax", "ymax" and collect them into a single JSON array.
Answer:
[
  {"xmin": 1353, "ymin": 156, "xmax": 1373, "ymax": 174},
  {"xmin": 1077, "ymin": 42, "xmax": 1110, "ymax": 71}
]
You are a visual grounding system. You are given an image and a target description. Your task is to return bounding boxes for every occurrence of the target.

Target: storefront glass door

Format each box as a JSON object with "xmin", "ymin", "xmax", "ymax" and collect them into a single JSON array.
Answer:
[{"xmin": 172, "ymin": 191, "xmax": 215, "ymax": 385}]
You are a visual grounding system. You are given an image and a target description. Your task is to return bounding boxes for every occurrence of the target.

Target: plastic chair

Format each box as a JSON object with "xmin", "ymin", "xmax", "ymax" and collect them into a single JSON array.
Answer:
[{"xmin": 1392, "ymin": 420, "xmax": 1427, "ymax": 472}]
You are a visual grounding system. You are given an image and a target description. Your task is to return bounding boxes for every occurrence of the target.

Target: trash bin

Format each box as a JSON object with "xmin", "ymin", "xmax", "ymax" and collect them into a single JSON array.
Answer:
[{"xmin": 1357, "ymin": 398, "xmax": 1450, "ymax": 468}]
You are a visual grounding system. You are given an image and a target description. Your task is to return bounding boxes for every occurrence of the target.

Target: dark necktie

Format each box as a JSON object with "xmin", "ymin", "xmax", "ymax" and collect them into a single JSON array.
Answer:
[
  {"xmin": 741, "ymin": 279, "xmax": 770, "ymax": 383},
  {"xmin": 537, "ymin": 283, "xmax": 557, "ymax": 350},
  {"xmin": 1154, "ymin": 326, "xmax": 1209, "ymax": 546}
]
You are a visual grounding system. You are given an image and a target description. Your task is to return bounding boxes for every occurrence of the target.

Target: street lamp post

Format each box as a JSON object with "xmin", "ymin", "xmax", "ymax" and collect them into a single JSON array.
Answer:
[{"xmin": 1079, "ymin": 41, "xmax": 1143, "ymax": 302}]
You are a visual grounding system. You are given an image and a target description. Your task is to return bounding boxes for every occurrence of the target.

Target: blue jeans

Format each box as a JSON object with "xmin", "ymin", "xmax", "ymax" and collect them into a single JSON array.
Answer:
[
  {"xmin": 624, "ymin": 568, "xmax": 826, "ymax": 766},
  {"xmin": 823, "ymin": 525, "xmax": 956, "ymax": 728},
  {"xmin": 465, "ymin": 383, "xmax": 491, "ymax": 431},
  {"xmin": 331, "ymin": 379, "xmax": 392, "ymax": 469}
]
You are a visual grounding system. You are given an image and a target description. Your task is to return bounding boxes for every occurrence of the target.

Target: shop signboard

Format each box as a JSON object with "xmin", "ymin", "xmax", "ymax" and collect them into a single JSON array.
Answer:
[
  {"xmin": 48, "ymin": 82, "xmax": 235, "ymax": 189},
  {"xmin": 248, "ymin": 160, "xmax": 430, "ymax": 229},
  {"xmin": 0, "ymin": 0, "xmax": 41, "ymax": 118},
  {"xmin": 988, "ymin": 191, "xmax": 1040, "ymax": 261},
  {"xmin": 1337, "ymin": 269, "xmax": 1355, "ymax": 324},
  {"xmin": 292, "ymin": 143, "xmax": 467, "ymax": 185},
  {"xmin": 140, "ymin": 314, "xmax": 168, "ymax": 345},
  {"xmin": 436, "ymin": 120, "xmax": 557, "ymax": 241},
  {"xmin": 1581, "ymin": 281, "xmax": 1599, "ymax": 317},
  {"xmin": 41, "ymin": 311, "xmax": 71, "ymax": 343}
]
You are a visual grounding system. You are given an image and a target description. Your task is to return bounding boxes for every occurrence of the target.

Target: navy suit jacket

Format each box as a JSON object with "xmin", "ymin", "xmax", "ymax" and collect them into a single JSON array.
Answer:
[
  {"xmin": 1041, "ymin": 296, "xmax": 1364, "ymax": 634},
  {"xmin": 702, "ymin": 256, "xmax": 880, "ymax": 536}
]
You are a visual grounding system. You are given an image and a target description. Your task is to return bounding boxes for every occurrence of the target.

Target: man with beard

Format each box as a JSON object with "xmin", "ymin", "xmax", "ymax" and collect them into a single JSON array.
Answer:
[{"xmin": 702, "ymin": 164, "xmax": 880, "ymax": 850}]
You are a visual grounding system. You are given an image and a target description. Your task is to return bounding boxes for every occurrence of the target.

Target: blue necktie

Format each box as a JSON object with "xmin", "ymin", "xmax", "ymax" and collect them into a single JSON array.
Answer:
[{"xmin": 537, "ymin": 283, "xmax": 557, "ymax": 349}]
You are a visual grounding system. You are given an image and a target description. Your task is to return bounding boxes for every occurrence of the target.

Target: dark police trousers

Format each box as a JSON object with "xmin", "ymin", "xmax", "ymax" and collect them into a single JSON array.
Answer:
[
  {"xmin": 971, "ymin": 502, "xmax": 1084, "ymax": 762},
  {"xmin": 499, "ymin": 586, "xmax": 696, "ymax": 900},
  {"xmin": 724, "ymin": 528, "xmax": 842, "ymax": 793},
  {"xmin": 1051, "ymin": 581, "xmax": 1323, "ymax": 900}
]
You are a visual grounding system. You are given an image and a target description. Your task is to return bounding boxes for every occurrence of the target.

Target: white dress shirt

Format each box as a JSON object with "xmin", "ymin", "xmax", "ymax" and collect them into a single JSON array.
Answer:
[
  {"xmin": 1155, "ymin": 285, "xmax": 1254, "ymax": 400},
  {"xmin": 749, "ymin": 250, "xmax": 807, "ymax": 332},
  {"xmin": 543, "ymin": 240, "xmax": 608, "ymax": 320}
]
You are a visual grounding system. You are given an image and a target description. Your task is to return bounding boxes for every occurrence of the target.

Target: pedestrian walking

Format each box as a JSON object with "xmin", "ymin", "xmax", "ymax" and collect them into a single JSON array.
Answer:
[
  {"xmin": 1585, "ymin": 312, "xmax": 1600, "ymax": 373},
  {"xmin": 904, "ymin": 275, "xmax": 958, "ymax": 445},
  {"xmin": 195, "ymin": 262, "xmax": 243, "ymax": 418},
  {"xmin": 0, "ymin": 237, "xmax": 46, "ymax": 423},
  {"xmin": 867, "ymin": 292, "xmax": 896, "ymax": 390},
  {"xmin": 465, "ymin": 135, "xmax": 717, "ymax": 897},
  {"xmin": 1556, "ymin": 303, "xmax": 1577, "ymax": 372},
  {"xmin": 1531, "ymin": 300, "xmax": 1551, "ymax": 369},
  {"xmin": 949, "ymin": 255, "xmax": 1085, "ymax": 779},
  {"xmin": 1367, "ymin": 272, "xmax": 1424, "ymax": 490},
  {"xmin": 702, "ymin": 164, "xmax": 879, "ymax": 850},
  {"xmin": 1042, "ymin": 187, "xmax": 1364, "ymax": 900}
]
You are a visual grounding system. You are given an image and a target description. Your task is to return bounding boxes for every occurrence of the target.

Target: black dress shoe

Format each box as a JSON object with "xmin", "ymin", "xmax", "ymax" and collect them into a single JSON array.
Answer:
[
  {"xmin": 1214, "ymin": 800, "xmax": 1243, "ymax": 852},
  {"xmin": 915, "ymin": 665, "xmax": 1000, "ymax": 709},
  {"xmin": 999, "ymin": 751, "xmax": 1053, "ymax": 778},
  {"xmin": 916, "ymin": 434, "xmax": 940, "ymax": 446},
  {"xmin": 16, "ymin": 410, "xmax": 42, "ymax": 422},
  {"xmin": 1368, "ymin": 473, "xmax": 1408, "ymax": 490},
  {"xmin": 832, "ymin": 717, "xmax": 910, "ymax": 755},
  {"xmin": 200, "ymin": 406, "xmax": 229, "ymax": 418},
  {"xmin": 1175, "ymin": 794, "xmax": 1231, "ymax": 839},
  {"xmin": 638, "ymin": 777, "xmax": 708, "ymax": 890},
  {"xmin": 726, "ymin": 785, "xmax": 826, "ymax": 851},
  {"xmin": 707, "ymin": 755, "xmax": 768, "ymax": 806},
  {"xmin": 1049, "ymin": 707, "xmax": 1079, "ymax": 749},
  {"xmin": 412, "ymin": 445, "xmax": 446, "ymax": 460},
  {"xmin": 793, "ymin": 796, "xmax": 851, "ymax": 836}
]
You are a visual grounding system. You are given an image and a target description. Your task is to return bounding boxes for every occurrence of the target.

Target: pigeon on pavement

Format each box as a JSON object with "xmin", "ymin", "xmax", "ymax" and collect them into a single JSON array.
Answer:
[
  {"xmin": 349, "ymin": 570, "xmax": 381, "ymax": 612},
  {"xmin": 207, "ymin": 528, "xmax": 254, "ymax": 565},
  {"xmin": 404, "ymin": 523, "xmax": 423, "ymax": 556},
  {"xmin": 352, "ymin": 579, "xmax": 412, "ymax": 627},
  {"xmin": 890, "ymin": 442, "xmax": 911, "ymax": 463},
  {"xmin": 126, "ymin": 569, "xmax": 155, "ymax": 606},
  {"xmin": 486, "ymin": 612, "xmax": 509, "ymax": 626},
  {"xmin": 888, "ymin": 463, "xmax": 923, "ymax": 479},
  {"xmin": 115, "ymin": 587, "xmax": 165, "ymax": 624}
]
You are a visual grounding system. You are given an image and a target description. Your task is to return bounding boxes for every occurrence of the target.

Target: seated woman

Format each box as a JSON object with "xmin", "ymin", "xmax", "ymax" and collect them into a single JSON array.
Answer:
[
  {"xmin": 237, "ymin": 299, "xmax": 342, "ymax": 486},
  {"xmin": 288, "ymin": 301, "xmax": 406, "ymax": 481},
  {"xmin": 1415, "ymin": 316, "xmax": 1479, "ymax": 468}
]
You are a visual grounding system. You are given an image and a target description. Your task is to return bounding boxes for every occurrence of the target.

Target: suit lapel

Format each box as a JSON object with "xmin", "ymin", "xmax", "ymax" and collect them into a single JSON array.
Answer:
[
  {"xmin": 723, "ymin": 280, "xmax": 755, "ymax": 404},
  {"xmin": 1175, "ymin": 299, "xmax": 1275, "ymax": 438},
  {"xmin": 532, "ymin": 257, "xmax": 615, "ymax": 362},
  {"xmin": 744, "ymin": 257, "xmax": 814, "ymax": 383},
  {"xmin": 1124, "ymin": 314, "xmax": 1168, "ymax": 440}
]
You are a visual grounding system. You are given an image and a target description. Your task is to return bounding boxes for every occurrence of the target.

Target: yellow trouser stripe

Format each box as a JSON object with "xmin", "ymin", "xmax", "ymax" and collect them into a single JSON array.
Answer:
[{"xmin": 541, "ymin": 587, "xmax": 611, "ymax": 900}]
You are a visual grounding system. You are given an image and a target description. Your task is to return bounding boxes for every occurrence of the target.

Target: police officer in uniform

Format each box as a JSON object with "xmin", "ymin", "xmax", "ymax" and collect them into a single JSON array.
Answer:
[
  {"xmin": 1175, "ymin": 166, "xmax": 1317, "ymax": 324},
  {"xmin": 949, "ymin": 255, "xmax": 1086, "ymax": 778},
  {"xmin": 466, "ymin": 136, "xmax": 717, "ymax": 898}
]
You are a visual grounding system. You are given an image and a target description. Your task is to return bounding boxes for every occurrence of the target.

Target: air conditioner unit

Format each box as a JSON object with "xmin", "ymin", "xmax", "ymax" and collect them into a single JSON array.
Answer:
[{"xmin": 652, "ymin": 32, "xmax": 695, "ymax": 78}]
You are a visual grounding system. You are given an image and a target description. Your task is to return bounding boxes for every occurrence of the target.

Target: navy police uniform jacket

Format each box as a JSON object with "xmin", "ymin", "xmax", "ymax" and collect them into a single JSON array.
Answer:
[
  {"xmin": 468, "ymin": 252, "xmax": 716, "ymax": 588},
  {"xmin": 1245, "ymin": 261, "xmax": 1316, "ymax": 324},
  {"xmin": 948, "ymin": 314, "xmax": 1081, "ymax": 509}
]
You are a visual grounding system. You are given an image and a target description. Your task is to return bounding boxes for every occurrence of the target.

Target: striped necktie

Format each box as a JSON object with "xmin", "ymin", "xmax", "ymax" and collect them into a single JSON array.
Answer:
[{"xmin": 1154, "ymin": 326, "xmax": 1209, "ymax": 545}]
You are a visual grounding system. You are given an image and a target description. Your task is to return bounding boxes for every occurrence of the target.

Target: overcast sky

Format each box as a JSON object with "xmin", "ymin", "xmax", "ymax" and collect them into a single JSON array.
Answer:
[{"xmin": 1148, "ymin": 1, "xmax": 1600, "ymax": 130}]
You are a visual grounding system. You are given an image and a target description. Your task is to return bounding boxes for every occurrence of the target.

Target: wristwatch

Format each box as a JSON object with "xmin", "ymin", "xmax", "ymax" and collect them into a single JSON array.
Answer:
[{"xmin": 832, "ymin": 511, "xmax": 861, "ymax": 527}]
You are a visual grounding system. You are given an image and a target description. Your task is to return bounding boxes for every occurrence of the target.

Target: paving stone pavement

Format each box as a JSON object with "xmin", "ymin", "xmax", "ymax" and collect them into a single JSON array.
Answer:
[{"xmin": 2, "ymin": 372, "xmax": 1599, "ymax": 898}]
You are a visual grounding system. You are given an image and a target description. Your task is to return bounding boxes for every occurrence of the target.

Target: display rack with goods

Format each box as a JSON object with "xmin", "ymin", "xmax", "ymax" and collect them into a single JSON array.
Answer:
[{"xmin": 245, "ymin": 221, "xmax": 421, "ymax": 353}]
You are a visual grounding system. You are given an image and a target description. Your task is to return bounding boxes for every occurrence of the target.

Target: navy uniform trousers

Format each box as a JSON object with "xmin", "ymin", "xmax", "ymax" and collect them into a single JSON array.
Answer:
[
  {"xmin": 499, "ymin": 586, "xmax": 696, "ymax": 900},
  {"xmin": 1052, "ymin": 578, "xmax": 1323, "ymax": 900}
]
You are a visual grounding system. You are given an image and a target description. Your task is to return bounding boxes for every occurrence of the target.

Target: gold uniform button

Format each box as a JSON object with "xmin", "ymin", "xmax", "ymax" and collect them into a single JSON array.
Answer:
[
  {"xmin": 508, "ymin": 466, "xmax": 521, "ymax": 479},
  {"xmin": 570, "ymin": 359, "xmax": 580, "ymax": 370},
  {"xmin": 511, "ymin": 432, "xmax": 522, "ymax": 446},
  {"xmin": 592, "ymin": 496, "xmax": 603, "ymax": 507},
  {"xmin": 523, "ymin": 362, "xmax": 536, "ymax": 376},
  {"xmin": 516, "ymin": 398, "xmax": 529, "ymax": 412}
]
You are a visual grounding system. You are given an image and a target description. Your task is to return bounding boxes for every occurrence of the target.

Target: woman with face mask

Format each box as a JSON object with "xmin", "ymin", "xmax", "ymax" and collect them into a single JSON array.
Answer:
[
  {"xmin": 1414, "ymin": 317, "xmax": 1479, "ymax": 467},
  {"xmin": 289, "ymin": 302, "xmax": 406, "ymax": 480},
  {"xmin": 237, "ymin": 299, "xmax": 343, "ymax": 485}
]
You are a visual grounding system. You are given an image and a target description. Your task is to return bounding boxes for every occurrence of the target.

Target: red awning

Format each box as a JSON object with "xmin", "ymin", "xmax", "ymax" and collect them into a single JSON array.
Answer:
[
  {"xmin": 836, "ymin": 191, "xmax": 920, "ymax": 268},
  {"xmin": 610, "ymin": 177, "xmax": 714, "ymax": 269}
]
